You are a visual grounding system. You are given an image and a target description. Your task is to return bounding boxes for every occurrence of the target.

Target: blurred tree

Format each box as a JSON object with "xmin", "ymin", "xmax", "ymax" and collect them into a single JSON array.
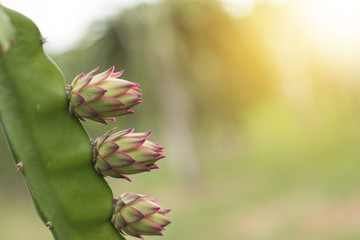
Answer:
[{"xmin": 53, "ymin": 0, "xmax": 278, "ymax": 182}]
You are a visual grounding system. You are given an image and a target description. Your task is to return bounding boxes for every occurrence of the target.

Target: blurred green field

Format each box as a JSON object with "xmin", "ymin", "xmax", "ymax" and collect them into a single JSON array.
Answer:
[
  {"xmin": 2, "ymin": 0, "xmax": 360, "ymax": 239},
  {"xmin": 2, "ymin": 98, "xmax": 360, "ymax": 240}
]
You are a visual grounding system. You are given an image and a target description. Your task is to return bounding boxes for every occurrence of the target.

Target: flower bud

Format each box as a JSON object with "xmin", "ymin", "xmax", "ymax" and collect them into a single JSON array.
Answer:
[
  {"xmin": 67, "ymin": 66, "xmax": 142, "ymax": 124},
  {"xmin": 112, "ymin": 192, "xmax": 171, "ymax": 239},
  {"xmin": 93, "ymin": 128, "xmax": 165, "ymax": 181}
]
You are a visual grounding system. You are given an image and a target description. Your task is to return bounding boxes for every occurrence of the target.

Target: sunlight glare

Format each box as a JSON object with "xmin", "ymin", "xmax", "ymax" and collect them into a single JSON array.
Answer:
[{"xmin": 297, "ymin": 0, "xmax": 360, "ymax": 51}]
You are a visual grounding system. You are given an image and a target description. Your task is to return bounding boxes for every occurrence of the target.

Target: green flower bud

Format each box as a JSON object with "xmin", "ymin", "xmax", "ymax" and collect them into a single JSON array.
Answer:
[
  {"xmin": 67, "ymin": 66, "xmax": 142, "ymax": 124},
  {"xmin": 112, "ymin": 192, "xmax": 171, "ymax": 239},
  {"xmin": 93, "ymin": 128, "xmax": 165, "ymax": 181}
]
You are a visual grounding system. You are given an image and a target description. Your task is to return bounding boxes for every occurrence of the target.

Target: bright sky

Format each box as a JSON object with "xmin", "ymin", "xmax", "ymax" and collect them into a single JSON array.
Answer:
[
  {"xmin": 2, "ymin": 0, "xmax": 360, "ymax": 54},
  {"xmin": 295, "ymin": 0, "xmax": 360, "ymax": 52},
  {"xmin": 0, "ymin": 0, "xmax": 160, "ymax": 53},
  {"xmin": 1, "ymin": 0, "xmax": 266, "ymax": 53}
]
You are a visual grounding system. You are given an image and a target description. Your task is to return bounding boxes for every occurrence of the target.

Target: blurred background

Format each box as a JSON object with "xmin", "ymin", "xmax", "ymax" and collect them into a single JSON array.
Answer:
[{"xmin": 2, "ymin": 0, "xmax": 360, "ymax": 239}]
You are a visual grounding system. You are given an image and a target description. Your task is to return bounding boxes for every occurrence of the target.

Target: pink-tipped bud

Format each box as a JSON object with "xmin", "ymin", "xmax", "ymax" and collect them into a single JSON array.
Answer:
[
  {"xmin": 112, "ymin": 192, "xmax": 171, "ymax": 239},
  {"xmin": 67, "ymin": 66, "xmax": 142, "ymax": 124},
  {"xmin": 93, "ymin": 128, "xmax": 165, "ymax": 181}
]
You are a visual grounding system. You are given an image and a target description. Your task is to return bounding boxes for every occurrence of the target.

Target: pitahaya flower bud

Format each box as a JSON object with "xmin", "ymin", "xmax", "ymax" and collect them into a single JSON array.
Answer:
[
  {"xmin": 112, "ymin": 192, "xmax": 171, "ymax": 239},
  {"xmin": 93, "ymin": 128, "xmax": 165, "ymax": 181},
  {"xmin": 67, "ymin": 66, "xmax": 142, "ymax": 124}
]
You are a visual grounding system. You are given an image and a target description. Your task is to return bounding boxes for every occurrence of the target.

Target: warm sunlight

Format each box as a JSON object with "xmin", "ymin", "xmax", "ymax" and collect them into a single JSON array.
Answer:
[
  {"xmin": 296, "ymin": 0, "xmax": 360, "ymax": 52},
  {"xmin": 4, "ymin": 1, "xmax": 360, "ymax": 239}
]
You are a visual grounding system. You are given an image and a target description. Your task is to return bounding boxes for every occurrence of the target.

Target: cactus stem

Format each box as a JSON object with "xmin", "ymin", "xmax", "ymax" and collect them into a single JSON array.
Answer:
[
  {"xmin": 1, "ymin": 8, "xmax": 127, "ymax": 240},
  {"xmin": 46, "ymin": 221, "xmax": 53, "ymax": 228},
  {"xmin": 16, "ymin": 162, "xmax": 24, "ymax": 172},
  {"xmin": 24, "ymin": 177, "xmax": 36, "ymax": 198}
]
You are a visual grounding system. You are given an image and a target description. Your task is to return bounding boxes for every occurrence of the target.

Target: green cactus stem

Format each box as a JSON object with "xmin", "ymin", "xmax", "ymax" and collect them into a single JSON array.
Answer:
[{"xmin": 0, "ymin": 7, "xmax": 124, "ymax": 240}]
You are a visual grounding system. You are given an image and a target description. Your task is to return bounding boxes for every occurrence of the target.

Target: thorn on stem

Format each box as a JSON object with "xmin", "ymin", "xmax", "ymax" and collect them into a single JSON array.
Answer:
[
  {"xmin": 65, "ymin": 84, "xmax": 72, "ymax": 97},
  {"xmin": 16, "ymin": 162, "xmax": 24, "ymax": 172},
  {"xmin": 42, "ymin": 37, "xmax": 48, "ymax": 45},
  {"xmin": 46, "ymin": 221, "xmax": 53, "ymax": 228}
]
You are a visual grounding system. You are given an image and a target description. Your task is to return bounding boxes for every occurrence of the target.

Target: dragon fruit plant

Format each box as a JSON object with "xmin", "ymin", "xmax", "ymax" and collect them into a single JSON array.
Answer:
[{"xmin": 0, "ymin": 5, "xmax": 170, "ymax": 240}]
